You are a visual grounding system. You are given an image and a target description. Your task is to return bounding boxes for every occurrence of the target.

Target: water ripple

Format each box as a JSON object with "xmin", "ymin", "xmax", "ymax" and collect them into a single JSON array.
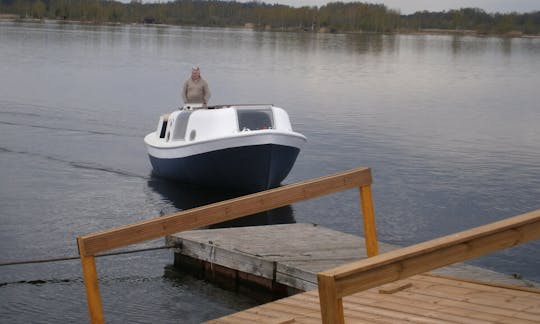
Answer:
[
  {"xmin": 0, "ymin": 120, "xmax": 140, "ymax": 138},
  {"xmin": 0, "ymin": 146, "xmax": 148, "ymax": 179}
]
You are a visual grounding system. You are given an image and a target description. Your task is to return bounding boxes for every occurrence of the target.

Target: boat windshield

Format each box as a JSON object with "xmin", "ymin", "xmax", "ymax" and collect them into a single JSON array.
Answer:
[
  {"xmin": 172, "ymin": 111, "xmax": 191, "ymax": 140},
  {"xmin": 237, "ymin": 108, "xmax": 274, "ymax": 131}
]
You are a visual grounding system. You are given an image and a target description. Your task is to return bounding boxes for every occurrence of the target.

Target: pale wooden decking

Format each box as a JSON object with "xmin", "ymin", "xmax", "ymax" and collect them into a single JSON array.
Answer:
[
  {"xmin": 167, "ymin": 223, "xmax": 534, "ymax": 292},
  {"xmin": 207, "ymin": 273, "xmax": 540, "ymax": 323},
  {"xmin": 168, "ymin": 223, "xmax": 397, "ymax": 292}
]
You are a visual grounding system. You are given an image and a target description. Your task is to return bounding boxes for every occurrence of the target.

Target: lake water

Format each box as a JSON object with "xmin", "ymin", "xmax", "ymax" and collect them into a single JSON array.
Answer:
[{"xmin": 1, "ymin": 21, "xmax": 539, "ymax": 323}]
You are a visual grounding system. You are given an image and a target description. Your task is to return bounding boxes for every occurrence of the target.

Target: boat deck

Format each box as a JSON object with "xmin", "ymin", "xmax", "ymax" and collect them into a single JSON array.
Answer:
[{"xmin": 206, "ymin": 273, "xmax": 540, "ymax": 323}]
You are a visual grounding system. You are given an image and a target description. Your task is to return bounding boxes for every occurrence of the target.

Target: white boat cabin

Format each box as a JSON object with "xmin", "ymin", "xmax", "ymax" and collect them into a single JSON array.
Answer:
[{"xmin": 155, "ymin": 105, "xmax": 294, "ymax": 144}]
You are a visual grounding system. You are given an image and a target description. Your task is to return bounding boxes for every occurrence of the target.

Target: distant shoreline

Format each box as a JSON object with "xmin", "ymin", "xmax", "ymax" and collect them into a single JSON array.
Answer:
[{"xmin": 2, "ymin": 16, "xmax": 539, "ymax": 39}]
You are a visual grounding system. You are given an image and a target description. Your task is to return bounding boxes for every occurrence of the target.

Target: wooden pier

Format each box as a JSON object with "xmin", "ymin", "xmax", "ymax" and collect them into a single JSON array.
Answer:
[
  {"xmin": 168, "ymin": 223, "xmax": 394, "ymax": 293},
  {"xmin": 167, "ymin": 223, "xmax": 535, "ymax": 294},
  {"xmin": 75, "ymin": 167, "xmax": 540, "ymax": 323}
]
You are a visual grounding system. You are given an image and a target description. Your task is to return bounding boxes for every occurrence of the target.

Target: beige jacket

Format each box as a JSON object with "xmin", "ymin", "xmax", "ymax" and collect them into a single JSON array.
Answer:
[{"xmin": 182, "ymin": 77, "xmax": 211, "ymax": 104}]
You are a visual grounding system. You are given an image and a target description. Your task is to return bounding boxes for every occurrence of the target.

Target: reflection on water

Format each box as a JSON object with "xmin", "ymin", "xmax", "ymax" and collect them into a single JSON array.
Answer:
[
  {"xmin": 1, "ymin": 21, "xmax": 539, "ymax": 323},
  {"xmin": 147, "ymin": 175, "xmax": 295, "ymax": 228}
]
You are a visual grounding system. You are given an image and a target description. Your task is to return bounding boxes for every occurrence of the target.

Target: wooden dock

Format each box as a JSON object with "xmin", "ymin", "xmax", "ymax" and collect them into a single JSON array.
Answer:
[
  {"xmin": 206, "ymin": 273, "xmax": 540, "ymax": 323},
  {"xmin": 167, "ymin": 223, "xmax": 536, "ymax": 293},
  {"xmin": 75, "ymin": 167, "xmax": 540, "ymax": 323},
  {"xmin": 168, "ymin": 223, "xmax": 394, "ymax": 292},
  {"xmin": 167, "ymin": 222, "xmax": 540, "ymax": 323}
]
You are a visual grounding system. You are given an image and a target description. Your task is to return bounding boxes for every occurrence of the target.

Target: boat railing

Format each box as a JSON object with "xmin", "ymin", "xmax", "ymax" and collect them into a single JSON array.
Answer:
[
  {"xmin": 77, "ymin": 167, "xmax": 378, "ymax": 323},
  {"xmin": 316, "ymin": 208, "xmax": 540, "ymax": 324},
  {"xmin": 179, "ymin": 103, "xmax": 274, "ymax": 111}
]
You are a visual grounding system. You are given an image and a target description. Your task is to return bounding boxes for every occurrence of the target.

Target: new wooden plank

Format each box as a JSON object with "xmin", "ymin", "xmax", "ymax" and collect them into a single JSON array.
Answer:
[
  {"xmin": 271, "ymin": 298, "xmax": 412, "ymax": 324},
  {"xmin": 353, "ymin": 290, "xmax": 492, "ymax": 324},
  {"xmin": 400, "ymin": 286, "xmax": 540, "ymax": 321},
  {"xmin": 395, "ymin": 289, "xmax": 540, "ymax": 322},
  {"xmin": 377, "ymin": 275, "xmax": 540, "ymax": 322},
  {"xmin": 420, "ymin": 273, "xmax": 540, "ymax": 295},
  {"xmin": 410, "ymin": 275, "xmax": 538, "ymax": 299},
  {"xmin": 279, "ymin": 297, "xmax": 398, "ymax": 324},
  {"xmin": 352, "ymin": 280, "xmax": 534, "ymax": 324},
  {"xmin": 219, "ymin": 306, "xmax": 297, "ymax": 322},
  {"xmin": 245, "ymin": 307, "xmax": 312, "ymax": 320},
  {"xmin": 228, "ymin": 309, "xmax": 295, "ymax": 323},
  {"xmin": 79, "ymin": 167, "xmax": 372, "ymax": 256},
  {"xmin": 429, "ymin": 265, "xmax": 540, "ymax": 289},
  {"xmin": 320, "ymin": 209, "xmax": 540, "ymax": 298},
  {"xmin": 211, "ymin": 270, "xmax": 540, "ymax": 323}
]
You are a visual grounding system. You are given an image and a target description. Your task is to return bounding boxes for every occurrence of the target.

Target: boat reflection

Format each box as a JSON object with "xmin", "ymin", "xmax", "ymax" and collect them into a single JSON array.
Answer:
[{"xmin": 147, "ymin": 175, "xmax": 295, "ymax": 228}]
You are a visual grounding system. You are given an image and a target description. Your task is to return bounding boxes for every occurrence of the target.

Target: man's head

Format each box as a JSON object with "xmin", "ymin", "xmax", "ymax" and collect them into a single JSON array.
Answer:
[{"xmin": 191, "ymin": 66, "xmax": 201, "ymax": 80}]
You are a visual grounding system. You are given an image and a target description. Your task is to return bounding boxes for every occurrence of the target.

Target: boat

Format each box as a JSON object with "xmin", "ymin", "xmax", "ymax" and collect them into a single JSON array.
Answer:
[{"xmin": 144, "ymin": 104, "xmax": 307, "ymax": 192}]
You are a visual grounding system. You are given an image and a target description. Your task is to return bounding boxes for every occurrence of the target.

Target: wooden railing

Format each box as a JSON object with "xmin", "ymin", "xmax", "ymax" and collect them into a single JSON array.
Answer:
[
  {"xmin": 317, "ymin": 208, "xmax": 540, "ymax": 324},
  {"xmin": 77, "ymin": 167, "xmax": 379, "ymax": 323}
]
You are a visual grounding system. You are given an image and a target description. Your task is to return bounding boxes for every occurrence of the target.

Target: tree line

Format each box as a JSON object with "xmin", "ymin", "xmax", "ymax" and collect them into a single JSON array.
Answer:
[{"xmin": 1, "ymin": 0, "xmax": 539, "ymax": 35}]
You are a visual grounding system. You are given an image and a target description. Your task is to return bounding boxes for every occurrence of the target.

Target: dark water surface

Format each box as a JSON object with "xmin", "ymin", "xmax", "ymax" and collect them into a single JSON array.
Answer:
[{"xmin": 1, "ymin": 21, "xmax": 539, "ymax": 323}]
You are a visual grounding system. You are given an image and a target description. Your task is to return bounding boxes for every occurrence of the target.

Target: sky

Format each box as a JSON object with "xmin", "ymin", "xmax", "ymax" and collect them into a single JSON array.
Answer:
[{"xmin": 241, "ymin": 0, "xmax": 540, "ymax": 14}]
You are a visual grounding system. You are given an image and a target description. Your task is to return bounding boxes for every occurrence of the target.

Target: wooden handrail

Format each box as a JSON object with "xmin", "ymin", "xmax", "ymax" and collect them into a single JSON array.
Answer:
[
  {"xmin": 77, "ymin": 167, "xmax": 379, "ymax": 323},
  {"xmin": 317, "ymin": 208, "xmax": 540, "ymax": 324}
]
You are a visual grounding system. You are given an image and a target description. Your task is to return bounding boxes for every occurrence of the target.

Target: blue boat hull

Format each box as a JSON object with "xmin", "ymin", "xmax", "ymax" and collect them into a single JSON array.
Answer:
[{"xmin": 148, "ymin": 144, "xmax": 300, "ymax": 192}]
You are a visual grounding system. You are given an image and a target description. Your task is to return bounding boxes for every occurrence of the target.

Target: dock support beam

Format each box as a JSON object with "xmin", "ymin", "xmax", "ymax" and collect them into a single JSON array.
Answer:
[
  {"xmin": 360, "ymin": 185, "xmax": 378, "ymax": 257},
  {"xmin": 318, "ymin": 274, "xmax": 344, "ymax": 324},
  {"xmin": 78, "ymin": 238, "xmax": 104, "ymax": 324}
]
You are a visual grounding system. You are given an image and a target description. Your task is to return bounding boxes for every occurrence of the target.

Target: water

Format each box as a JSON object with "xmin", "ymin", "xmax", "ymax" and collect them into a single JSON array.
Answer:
[{"xmin": 1, "ymin": 21, "xmax": 539, "ymax": 323}]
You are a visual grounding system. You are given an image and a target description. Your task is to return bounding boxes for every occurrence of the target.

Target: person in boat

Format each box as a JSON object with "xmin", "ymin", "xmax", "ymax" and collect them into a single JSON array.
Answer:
[{"xmin": 181, "ymin": 66, "xmax": 211, "ymax": 107}]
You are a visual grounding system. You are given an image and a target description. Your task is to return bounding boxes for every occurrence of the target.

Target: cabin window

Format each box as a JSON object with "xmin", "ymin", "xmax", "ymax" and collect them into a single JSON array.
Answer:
[
  {"xmin": 237, "ymin": 108, "xmax": 274, "ymax": 131},
  {"xmin": 172, "ymin": 111, "xmax": 191, "ymax": 141},
  {"xmin": 159, "ymin": 120, "xmax": 168, "ymax": 138}
]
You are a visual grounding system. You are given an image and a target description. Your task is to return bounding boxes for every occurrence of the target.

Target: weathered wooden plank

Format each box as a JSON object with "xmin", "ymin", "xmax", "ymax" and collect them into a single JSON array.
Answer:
[
  {"xmin": 170, "ymin": 223, "xmax": 398, "ymax": 292},
  {"xmin": 179, "ymin": 238, "xmax": 275, "ymax": 279},
  {"xmin": 275, "ymin": 263, "xmax": 317, "ymax": 291},
  {"xmin": 170, "ymin": 222, "xmax": 536, "ymax": 297},
  {"xmin": 79, "ymin": 167, "xmax": 372, "ymax": 256}
]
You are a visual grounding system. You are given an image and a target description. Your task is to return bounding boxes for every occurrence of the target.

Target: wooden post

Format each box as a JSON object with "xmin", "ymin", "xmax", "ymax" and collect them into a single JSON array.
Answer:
[
  {"xmin": 317, "ymin": 273, "xmax": 344, "ymax": 324},
  {"xmin": 359, "ymin": 185, "xmax": 379, "ymax": 257},
  {"xmin": 78, "ymin": 238, "xmax": 104, "ymax": 324}
]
